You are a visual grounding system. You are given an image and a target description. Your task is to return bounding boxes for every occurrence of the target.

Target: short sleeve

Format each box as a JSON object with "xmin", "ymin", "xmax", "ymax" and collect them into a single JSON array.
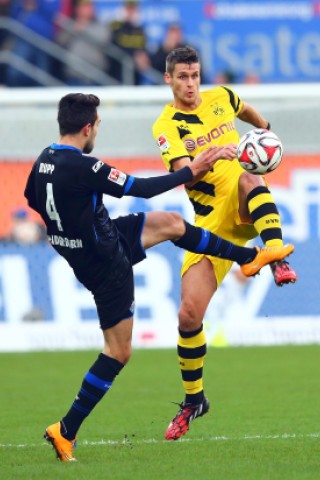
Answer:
[
  {"xmin": 152, "ymin": 121, "xmax": 190, "ymax": 172},
  {"xmin": 221, "ymin": 86, "xmax": 243, "ymax": 116}
]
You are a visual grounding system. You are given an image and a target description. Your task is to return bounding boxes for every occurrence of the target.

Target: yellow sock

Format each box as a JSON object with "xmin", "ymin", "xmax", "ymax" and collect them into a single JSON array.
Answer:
[
  {"xmin": 178, "ymin": 325, "xmax": 206, "ymax": 403},
  {"xmin": 247, "ymin": 186, "xmax": 283, "ymax": 247}
]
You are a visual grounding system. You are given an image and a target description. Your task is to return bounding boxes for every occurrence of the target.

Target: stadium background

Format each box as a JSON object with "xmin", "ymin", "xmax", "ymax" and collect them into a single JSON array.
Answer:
[
  {"xmin": 0, "ymin": 0, "xmax": 320, "ymax": 351},
  {"xmin": 95, "ymin": 0, "xmax": 320, "ymax": 84}
]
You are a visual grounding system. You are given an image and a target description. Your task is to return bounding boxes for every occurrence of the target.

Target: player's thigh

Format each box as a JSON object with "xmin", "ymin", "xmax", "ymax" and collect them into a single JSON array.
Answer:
[
  {"xmin": 141, "ymin": 211, "xmax": 184, "ymax": 249},
  {"xmin": 113, "ymin": 213, "xmax": 146, "ymax": 265},
  {"xmin": 180, "ymin": 257, "xmax": 218, "ymax": 325}
]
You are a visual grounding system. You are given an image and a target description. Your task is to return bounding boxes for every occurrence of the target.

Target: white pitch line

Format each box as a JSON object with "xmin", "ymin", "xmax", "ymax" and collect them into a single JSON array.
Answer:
[{"xmin": 0, "ymin": 432, "xmax": 319, "ymax": 449}]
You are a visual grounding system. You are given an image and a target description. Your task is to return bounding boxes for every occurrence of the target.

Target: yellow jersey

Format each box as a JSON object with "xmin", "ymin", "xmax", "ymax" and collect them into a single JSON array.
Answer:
[{"xmin": 152, "ymin": 86, "xmax": 257, "ymax": 284}]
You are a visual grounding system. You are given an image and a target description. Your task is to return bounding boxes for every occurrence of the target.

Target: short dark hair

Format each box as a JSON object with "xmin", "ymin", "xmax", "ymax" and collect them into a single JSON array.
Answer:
[
  {"xmin": 166, "ymin": 46, "xmax": 200, "ymax": 75},
  {"xmin": 58, "ymin": 93, "xmax": 100, "ymax": 135}
]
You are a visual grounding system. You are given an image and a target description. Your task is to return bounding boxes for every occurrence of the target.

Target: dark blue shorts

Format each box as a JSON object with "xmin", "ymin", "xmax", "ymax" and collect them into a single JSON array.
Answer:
[{"xmin": 93, "ymin": 212, "xmax": 146, "ymax": 330}]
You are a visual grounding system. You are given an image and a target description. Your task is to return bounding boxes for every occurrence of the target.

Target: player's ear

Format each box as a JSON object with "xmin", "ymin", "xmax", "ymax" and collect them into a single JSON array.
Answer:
[
  {"xmin": 83, "ymin": 123, "xmax": 92, "ymax": 136},
  {"xmin": 164, "ymin": 72, "xmax": 171, "ymax": 85}
]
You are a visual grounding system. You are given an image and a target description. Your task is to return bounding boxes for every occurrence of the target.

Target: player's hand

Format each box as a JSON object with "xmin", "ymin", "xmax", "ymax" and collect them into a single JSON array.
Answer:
[{"xmin": 219, "ymin": 143, "xmax": 237, "ymax": 160}]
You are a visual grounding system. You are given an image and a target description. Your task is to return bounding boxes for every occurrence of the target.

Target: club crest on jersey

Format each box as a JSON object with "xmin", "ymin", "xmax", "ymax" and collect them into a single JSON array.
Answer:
[
  {"xmin": 157, "ymin": 134, "xmax": 170, "ymax": 151},
  {"xmin": 92, "ymin": 160, "xmax": 104, "ymax": 173},
  {"xmin": 183, "ymin": 138, "xmax": 196, "ymax": 152},
  {"xmin": 212, "ymin": 102, "xmax": 225, "ymax": 116},
  {"xmin": 108, "ymin": 168, "xmax": 126, "ymax": 185}
]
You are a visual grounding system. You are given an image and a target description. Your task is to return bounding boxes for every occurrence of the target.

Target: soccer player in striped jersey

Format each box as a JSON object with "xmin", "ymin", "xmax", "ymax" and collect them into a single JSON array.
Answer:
[{"xmin": 152, "ymin": 46, "xmax": 297, "ymax": 441}]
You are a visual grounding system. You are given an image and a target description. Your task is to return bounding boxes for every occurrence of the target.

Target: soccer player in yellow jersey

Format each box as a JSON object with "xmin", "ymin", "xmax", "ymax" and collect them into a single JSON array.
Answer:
[{"xmin": 152, "ymin": 46, "xmax": 297, "ymax": 441}]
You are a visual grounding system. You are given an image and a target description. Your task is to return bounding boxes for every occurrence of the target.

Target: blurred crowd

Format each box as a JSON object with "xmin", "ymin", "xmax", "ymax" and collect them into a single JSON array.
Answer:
[
  {"xmin": 0, "ymin": 0, "xmax": 197, "ymax": 87},
  {"xmin": 0, "ymin": 0, "xmax": 258, "ymax": 87},
  {"xmin": 0, "ymin": 207, "xmax": 47, "ymax": 244}
]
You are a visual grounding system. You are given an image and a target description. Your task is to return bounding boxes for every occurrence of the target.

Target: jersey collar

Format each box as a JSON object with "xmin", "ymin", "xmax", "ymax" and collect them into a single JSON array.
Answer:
[{"xmin": 50, "ymin": 143, "xmax": 83, "ymax": 154}]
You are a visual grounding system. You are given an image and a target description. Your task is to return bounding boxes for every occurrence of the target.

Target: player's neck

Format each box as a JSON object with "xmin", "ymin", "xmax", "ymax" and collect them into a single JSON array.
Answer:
[
  {"xmin": 173, "ymin": 96, "xmax": 202, "ymax": 111},
  {"xmin": 59, "ymin": 135, "xmax": 84, "ymax": 151}
]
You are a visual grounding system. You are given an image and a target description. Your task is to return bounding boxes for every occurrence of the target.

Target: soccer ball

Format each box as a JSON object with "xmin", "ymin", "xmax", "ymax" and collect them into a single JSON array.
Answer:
[{"xmin": 237, "ymin": 128, "xmax": 283, "ymax": 175}]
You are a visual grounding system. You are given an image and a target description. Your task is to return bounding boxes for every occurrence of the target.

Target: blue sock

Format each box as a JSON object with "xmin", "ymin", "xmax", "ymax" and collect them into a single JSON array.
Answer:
[
  {"xmin": 61, "ymin": 353, "xmax": 124, "ymax": 440},
  {"xmin": 172, "ymin": 222, "xmax": 256, "ymax": 265}
]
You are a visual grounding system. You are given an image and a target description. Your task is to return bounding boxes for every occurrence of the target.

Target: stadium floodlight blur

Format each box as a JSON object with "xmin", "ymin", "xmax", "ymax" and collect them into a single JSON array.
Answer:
[{"xmin": 0, "ymin": 16, "xmax": 145, "ymax": 86}]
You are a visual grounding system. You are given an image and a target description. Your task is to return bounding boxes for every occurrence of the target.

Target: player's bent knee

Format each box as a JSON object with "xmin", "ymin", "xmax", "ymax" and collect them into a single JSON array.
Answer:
[
  {"xmin": 166, "ymin": 211, "xmax": 185, "ymax": 237},
  {"xmin": 178, "ymin": 302, "xmax": 202, "ymax": 331}
]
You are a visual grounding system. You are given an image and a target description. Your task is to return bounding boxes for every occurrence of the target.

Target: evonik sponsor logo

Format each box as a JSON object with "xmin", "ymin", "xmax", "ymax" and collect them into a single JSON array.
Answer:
[
  {"xmin": 184, "ymin": 138, "xmax": 197, "ymax": 151},
  {"xmin": 196, "ymin": 121, "xmax": 235, "ymax": 146}
]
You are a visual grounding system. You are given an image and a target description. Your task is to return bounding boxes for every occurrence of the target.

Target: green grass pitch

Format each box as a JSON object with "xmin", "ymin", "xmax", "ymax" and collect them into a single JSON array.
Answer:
[{"xmin": 0, "ymin": 345, "xmax": 319, "ymax": 479}]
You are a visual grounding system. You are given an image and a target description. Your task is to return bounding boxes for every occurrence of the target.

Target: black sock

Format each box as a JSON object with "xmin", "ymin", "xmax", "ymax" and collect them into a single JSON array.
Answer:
[
  {"xmin": 172, "ymin": 222, "xmax": 257, "ymax": 265},
  {"xmin": 61, "ymin": 353, "xmax": 124, "ymax": 440},
  {"xmin": 185, "ymin": 391, "xmax": 205, "ymax": 405}
]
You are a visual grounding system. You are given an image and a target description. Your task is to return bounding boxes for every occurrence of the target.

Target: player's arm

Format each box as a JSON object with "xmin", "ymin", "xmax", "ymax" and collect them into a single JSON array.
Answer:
[
  {"xmin": 171, "ymin": 144, "xmax": 237, "ymax": 186},
  {"xmin": 125, "ymin": 145, "xmax": 229, "ymax": 198},
  {"xmin": 238, "ymin": 102, "xmax": 270, "ymax": 130},
  {"xmin": 170, "ymin": 155, "xmax": 205, "ymax": 187},
  {"xmin": 89, "ymin": 147, "xmax": 223, "ymax": 199}
]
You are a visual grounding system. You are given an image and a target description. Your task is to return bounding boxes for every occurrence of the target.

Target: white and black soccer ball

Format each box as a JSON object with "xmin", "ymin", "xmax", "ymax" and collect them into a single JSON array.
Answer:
[{"xmin": 237, "ymin": 128, "xmax": 283, "ymax": 175}]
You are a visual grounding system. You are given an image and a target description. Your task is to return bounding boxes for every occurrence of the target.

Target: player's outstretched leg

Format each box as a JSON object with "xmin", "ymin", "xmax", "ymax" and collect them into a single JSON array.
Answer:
[
  {"xmin": 240, "ymin": 244, "xmax": 294, "ymax": 277},
  {"xmin": 44, "ymin": 422, "xmax": 77, "ymax": 462},
  {"xmin": 172, "ymin": 221, "xmax": 295, "ymax": 279}
]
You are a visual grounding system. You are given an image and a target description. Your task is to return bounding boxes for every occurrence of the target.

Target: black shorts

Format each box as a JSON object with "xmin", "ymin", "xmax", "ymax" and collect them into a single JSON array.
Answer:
[{"xmin": 93, "ymin": 212, "xmax": 146, "ymax": 330}]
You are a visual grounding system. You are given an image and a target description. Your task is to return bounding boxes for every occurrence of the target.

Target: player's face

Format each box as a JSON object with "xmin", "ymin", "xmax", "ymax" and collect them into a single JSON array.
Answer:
[
  {"xmin": 83, "ymin": 115, "xmax": 100, "ymax": 154},
  {"xmin": 165, "ymin": 63, "xmax": 201, "ymax": 110}
]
